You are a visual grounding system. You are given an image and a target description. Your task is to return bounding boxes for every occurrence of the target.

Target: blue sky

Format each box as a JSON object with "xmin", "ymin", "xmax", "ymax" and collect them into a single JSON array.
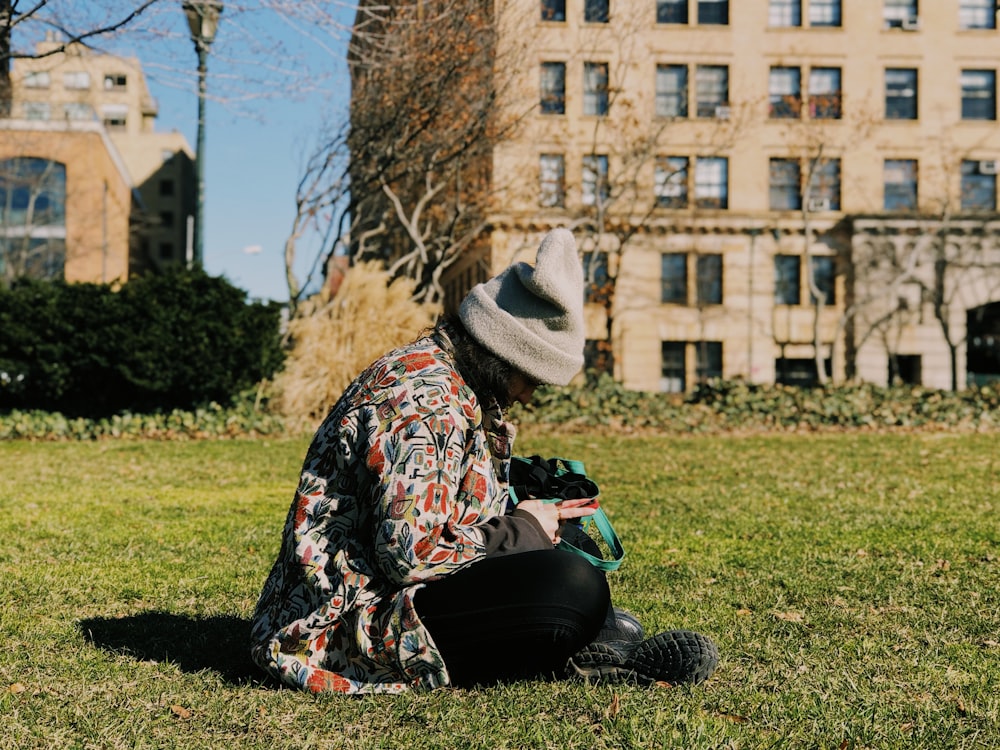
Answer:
[{"xmin": 109, "ymin": 2, "xmax": 356, "ymax": 303}]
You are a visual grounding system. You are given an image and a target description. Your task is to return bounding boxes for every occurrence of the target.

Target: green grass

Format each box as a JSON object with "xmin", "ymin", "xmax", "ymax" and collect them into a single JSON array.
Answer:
[{"xmin": 1, "ymin": 432, "xmax": 998, "ymax": 749}]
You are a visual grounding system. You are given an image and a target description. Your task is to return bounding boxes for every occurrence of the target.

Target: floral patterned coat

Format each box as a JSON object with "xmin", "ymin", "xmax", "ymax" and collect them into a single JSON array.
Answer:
[{"xmin": 250, "ymin": 333, "xmax": 548, "ymax": 694}]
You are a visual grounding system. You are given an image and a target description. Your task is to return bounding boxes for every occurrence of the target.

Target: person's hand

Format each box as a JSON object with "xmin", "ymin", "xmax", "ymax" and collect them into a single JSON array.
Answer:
[{"xmin": 516, "ymin": 498, "xmax": 597, "ymax": 545}]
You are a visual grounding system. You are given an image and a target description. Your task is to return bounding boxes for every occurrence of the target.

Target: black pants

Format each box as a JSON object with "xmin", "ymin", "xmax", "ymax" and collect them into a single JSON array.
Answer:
[{"xmin": 413, "ymin": 549, "xmax": 610, "ymax": 687}]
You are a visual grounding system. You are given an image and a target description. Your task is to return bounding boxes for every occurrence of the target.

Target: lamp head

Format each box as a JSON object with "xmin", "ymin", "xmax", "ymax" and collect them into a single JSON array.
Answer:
[{"xmin": 182, "ymin": 0, "xmax": 224, "ymax": 49}]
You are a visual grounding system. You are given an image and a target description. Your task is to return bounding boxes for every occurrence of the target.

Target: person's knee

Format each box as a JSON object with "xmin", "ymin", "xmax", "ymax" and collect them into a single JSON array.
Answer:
[{"xmin": 552, "ymin": 551, "xmax": 610, "ymax": 624}]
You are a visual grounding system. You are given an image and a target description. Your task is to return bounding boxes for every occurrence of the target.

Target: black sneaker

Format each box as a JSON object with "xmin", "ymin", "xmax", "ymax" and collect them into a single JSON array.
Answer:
[
  {"xmin": 566, "ymin": 630, "xmax": 719, "ymax": 686},
  {"xmin": 596, "ymin": 607, "xmax": 645, "ymax": 643}
]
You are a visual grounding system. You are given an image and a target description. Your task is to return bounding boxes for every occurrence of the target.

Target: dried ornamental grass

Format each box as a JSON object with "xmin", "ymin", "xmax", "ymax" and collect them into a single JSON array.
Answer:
[{"xmin": 272, "ymin": 262, "xmax": 440, "ymax": 427}]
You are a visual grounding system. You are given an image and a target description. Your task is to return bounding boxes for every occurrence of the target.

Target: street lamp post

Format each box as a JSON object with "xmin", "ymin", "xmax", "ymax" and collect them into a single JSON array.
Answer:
[{"xmin": 182, "ymin": 0, "xmax": 223, "ymax": 268}]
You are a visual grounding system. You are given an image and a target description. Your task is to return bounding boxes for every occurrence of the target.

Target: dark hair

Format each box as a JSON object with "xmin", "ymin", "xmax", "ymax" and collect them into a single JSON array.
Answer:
[{"xmin": 437, "ymin": 315, "xmax": 520, "ymax": 410}]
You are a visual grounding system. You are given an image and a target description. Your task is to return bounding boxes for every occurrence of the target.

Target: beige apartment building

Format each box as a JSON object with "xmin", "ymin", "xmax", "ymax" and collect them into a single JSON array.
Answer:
[
  {"xmin": 4, "ymin": 34, "xmax": 195, "ymax": 283},
  {"xmin": 428, "ymin": 0, "xmax": 1000, "ymax": 391}
]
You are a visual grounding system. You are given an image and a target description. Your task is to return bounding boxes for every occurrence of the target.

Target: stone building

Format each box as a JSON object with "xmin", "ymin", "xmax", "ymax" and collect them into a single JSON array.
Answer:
[{"xmin": 355, "ymin": 0, "xmax": 1000, "ymax": 389}]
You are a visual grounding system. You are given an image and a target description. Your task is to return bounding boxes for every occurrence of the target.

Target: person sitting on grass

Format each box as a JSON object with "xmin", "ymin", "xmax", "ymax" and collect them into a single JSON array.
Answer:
[{"xmin": 250, "ymin": 228, "xmax": 720, "ymax": 694}]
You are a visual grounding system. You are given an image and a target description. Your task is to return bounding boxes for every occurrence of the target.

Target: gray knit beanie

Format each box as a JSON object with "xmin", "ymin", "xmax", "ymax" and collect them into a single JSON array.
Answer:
[{"xmin": 459, "ymin": 228, "xmax": 585, "ymax": 386}]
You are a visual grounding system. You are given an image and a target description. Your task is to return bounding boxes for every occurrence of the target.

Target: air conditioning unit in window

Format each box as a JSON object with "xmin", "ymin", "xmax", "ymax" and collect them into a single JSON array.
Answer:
[
  {"xmin": 979, "ymin": 160, "xmax": 999, "ymax": 175},
  {"xmin": 901, "ymin": 16, "xmax": 921, "ymax": 30},
  {"xmin": 807, "ymin": 198, "xmax": 832, "ymax": 212},
  {"xmin": 715, "ymin": 105, "xmax": 731, "ymax": 120}
]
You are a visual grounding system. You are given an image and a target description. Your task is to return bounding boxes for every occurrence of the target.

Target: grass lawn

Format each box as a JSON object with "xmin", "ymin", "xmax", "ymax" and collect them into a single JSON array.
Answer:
[{"xmin": 1, "ymin": 431, "xmax": 998, "ymax": 749}]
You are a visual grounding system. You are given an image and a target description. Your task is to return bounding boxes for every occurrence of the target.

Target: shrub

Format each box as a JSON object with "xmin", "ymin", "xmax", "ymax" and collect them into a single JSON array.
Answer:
[{"xmin": 0, "ymin": 269, "xmax": 284, "ymax": 417}]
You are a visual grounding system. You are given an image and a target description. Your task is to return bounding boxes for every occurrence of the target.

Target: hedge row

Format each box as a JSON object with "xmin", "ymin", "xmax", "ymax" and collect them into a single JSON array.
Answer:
[
  {"xmin": 0, "ymin": 269, "xmax": 285, "ymax": 418},
  {"xmin": 512, "ymin": 375, "xmax": 1000, "ymax": 433},
  {"xmin": 3, "ymin": 376, "xmax": 999, "ymax": 440}
]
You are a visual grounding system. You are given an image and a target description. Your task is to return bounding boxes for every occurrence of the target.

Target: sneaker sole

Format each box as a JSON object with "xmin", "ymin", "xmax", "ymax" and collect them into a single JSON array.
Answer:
[{"xmin": 568, "ymin": 630, "xmax": 719, "ymax": 686}]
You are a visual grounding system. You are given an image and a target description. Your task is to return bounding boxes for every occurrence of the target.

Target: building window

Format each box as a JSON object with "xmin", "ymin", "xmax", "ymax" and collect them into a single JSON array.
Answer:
[
  {"xmin": 810, "ymin": 256, "xmax": 836, "ymax": 305},
  {"xmin": 101, "ymin": 104, "xmax": 128, "ymax": 130},
  {"xmin": 539, "ymin": 154, "xmax": 565, "ymax": 207},
  {"xmin": 541, "ymin": 0, "xmax": 566, "ymax": 21},
  {"xmin": 888, "ymin": 354, "xmax": 922, "ymax": 385},
  {"xmin": 655, "ymin": 156, "xmax": 689, "ymax": 208},
  {"xmin": 695, "ymin": 65, "xmax": 728, "ymax": 118},
  {"xmin": 695, "ymin": 341, "xmax": 723, "ymax": 383},
  {"xmin": 695, "ymin": 156, "xmax": 728, "ymax": 209},
  {"xmin": 582, "ymin": 154, "xmax": 609, "ymax": 207},
  {"xmin": 884, "ymin": 159, "xmax": 918, "ymax": 210},
  {"xmin": 103, "ymin": 74, "xmax": 128, "ymax": 90},
  {"xmin": 158, "ymin": 242, "xmax": 175, "ymax": 261},
  {"xmin": 961, "ymin": 159, "xmax": 997, "ymax": 211},
  {"xmin": 23, "ymin": 71, "xmax": 50, "ymax": 88},
  {"xmin": 769, "ymin": 0, "xmax": 801, "ymax": 27},
  {"xmin": 769, "ymin": 67, "xmax": 801, "ymax": 118},
  {"xmin": 961, "ymin": 69, "xmax": 996, "ymax": 120},
  {"xmin": 809, "ymin": 158, "xmax": 841, "ymax": 210},
  {"xmin": 698, "ymin": 0, "xmax": 728, "ymax": 25},
  {"xmin": 657, "ymin": 0, "xmax": 688, "ymax": 23},
  {"xmin": 584, "ymin": 0, "xmax": 609, "ymax": 23},
  {"xmin": 661, "ymin": 253, "xmax": 688, "ymax": 304},
  {"xmin": 774, "ymin": 255, "xmax": 801, "ymax": 305},
  {"xmin": 583, "ymin": 62, "xmax": 609, "ymax": 116},
  {"xmin": 809, "ymin": 0, "xmax": 842, "ymax": 26},
  {"xmin": 583, "ymin": 251, "xmax": 610, "ymax": 303},
  {"xmin": 959, "ymin": 0, "xmax": 996, "ymax": 29},
  {"xmin": 809, "ymin": 67, "xmax": 842, "ymax": 119},
  {"xmin": 770, "ymin": 158, "xmax": 802, "ymax": 210},
  {"xmin": 0, "ymin": 157, "xmax": 67, "ymax": 281},
  {"xmin": 885, "ymin": 68, "xmax": 918, "ymax": 120},
  {"xmin": 776, "ymin": 357, "xmax": 829, "ymax": 387},
  {"xmin": 656, "ymin": 64, "xmax": 688, "ymax": 118},
  {"xmin": 159, "ymin": 179, "xmax": 175, "ymax": 197},
  {"xmin": 23, "ymin": 102, "xmax": 50, "ymax": 120},
  {"xmin": 696, "ymin": 254, "xmax": 723, "ymax": 305},
  {"xmin": 160, "ymin": 211, "xmax": 175, "ymax": 228},
  {"xmin": 884, "ymin": 0, "xmax": 918, "ymax": 28},
  {"xmin": 661, "ymin": 342, "xmax": 686, "ymax": 392},
  {"xmin": 62, "ymin": 103, "xmax": 94, "ymax": 120},
  {"xmin": 584, "ymin": 338, "xmax": 614, "ymax": 376},
  {"xmin": 540, "ymin": 62, "xmax": 566, "ymax": 115},
  {"xmin": 63, "ymin": 71, "xmax": 90, "ymax": 90}
]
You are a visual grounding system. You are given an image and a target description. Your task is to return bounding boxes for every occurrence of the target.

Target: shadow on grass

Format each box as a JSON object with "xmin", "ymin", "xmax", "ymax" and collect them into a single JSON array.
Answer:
[{"xmin": 78, "ymin": 611, "xmax": 265, "ymax": 685}]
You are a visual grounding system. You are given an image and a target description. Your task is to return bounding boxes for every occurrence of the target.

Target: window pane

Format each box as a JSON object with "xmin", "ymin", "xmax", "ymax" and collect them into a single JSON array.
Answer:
[
  {"xmin": 961, "ymin": 69, "xmax": 996, "ymax": 120},
  {"xmin": 769, "ymin": 158, "xmax": 801, "ymax": 210},
  {"xmin": 769, "ymin": 0, "xmax": 801, "ymax": 27},
  {"xmin": 695, "ymin": 341, "xmax": 723, "ymax": 382},
  {"xmin": 657, "ymin": 0, "xmax": 689, "ymax": 23},
  {"xmin": 583, "ymin": 62, "xmax": 609, "ymax": 116},
  {"xmin": 884, "ymin": 159, "xmax": 918, "ymax": 210},
  {"xmin": 884, "ymin": 0, "xmax": 918, "ymax": 27},
  {"xmin": 961, "ymin": 160, "xmax": 997, "ymax": 211},
  {"xmin": 959, "ymin": 0, "xmax": 996, "ymax": 29},
  {"xmin": 769, "ymin": 66, "xmax": 801, "ymax": 118},
  {"xmin": 695, "ymin": 157, "xmax": 728, "ymax": 209},
  {"xmin": 776, "ymin": 357, "xmax": 821, "ymax": 387},
  {"xmin": 542, "ymin": 0, "xmax": 566, "ymax": 21},
  {"xmin": 0, "ymin": 158, "xmax": 68, "ymax": 281},
  {"xmin": 655, "ymin": 156, "xmax": 689, "ymax": 208},
  {"xmin": 584, "ymin": 0, "xmax": 609, "ymax": 23},
  {"xmin": 695, "ymin": 65, "xmax": 728, "ymax": 118},
  {"xmin": 885, "ymin": 68, "xmax": 918, "ymax": 120},
  {"xmin": 539, "ymin": 154, "xmax": 565, "ymax": 207},
  {"xmin": 583, "ymin": 251, "xmax": 610, "ymax": 303},
  {"xmin": 63, "ymin": 71, "xmax": 90, "ymax": 90},
  {"xmin": 661, "ymin": 253, "xmax": 687, "ymax": 304},
  {"xmin": 809, "ymin": 67, "xmax": 842, "ymax": 119},
  {"xmin": 661, "ymin": 342, "xmax": 686, "ymax": 392},
  {"xmin": 656, "ymin": 64, "xmax": 688, "ymax": 118},
  {"xmin": 540, "ymin": 62, "xmax": 566, "ymax": 114},
  {"xmin": 810, "ymin": 159, "xmax": 841, "ymax": 209},
  {"xmin": 774, "ymin": 255, "xmax": 801, "ymax": 304},
  {"xmin": 582, "ymin": 154, "xmax": 609, "ymax": 207},
  {"xmin": 698, "ymin": 0, "xmax": 728, "ymax": 25},
  {"xmin": 810, "ymin": 256, "xmax": 836, "ymax": 305},
  {"xmin": 696, "ymin": 254, "xmax": 723, "ymax": 305},
  {"xmin": 809, "ymin": 0, "xmax": 842, "ymax": 26}
]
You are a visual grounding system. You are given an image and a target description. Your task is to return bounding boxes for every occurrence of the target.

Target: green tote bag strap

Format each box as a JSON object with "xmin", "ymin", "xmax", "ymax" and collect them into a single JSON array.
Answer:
[{"xmin": 507, "ymin": 455, "xmax": 626, "ymax": 572}]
